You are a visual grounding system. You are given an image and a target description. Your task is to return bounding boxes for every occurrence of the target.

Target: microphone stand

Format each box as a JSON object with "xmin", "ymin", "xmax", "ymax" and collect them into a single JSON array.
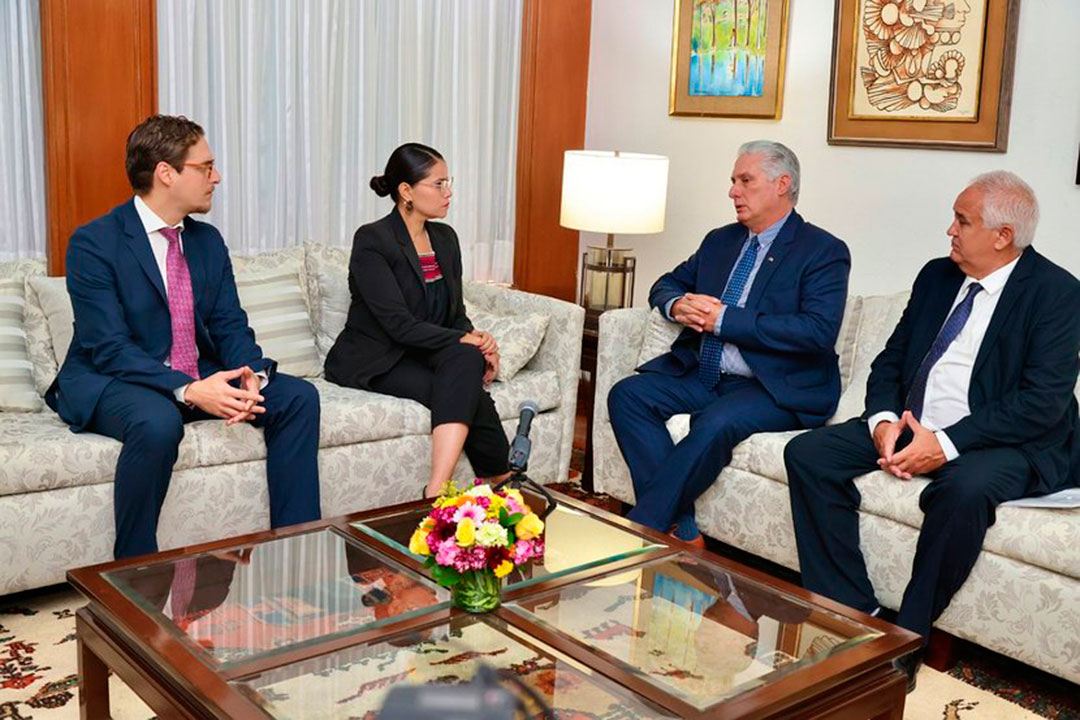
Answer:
[{"xmin": 493, "ymin": 468, "xmax": 558, "ymax": 521}]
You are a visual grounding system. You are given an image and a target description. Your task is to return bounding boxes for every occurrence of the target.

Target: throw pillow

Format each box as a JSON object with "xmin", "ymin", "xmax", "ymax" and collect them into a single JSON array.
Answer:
[
  {"xmin": 465, "ymin": 302, "xmax": 549, "ymax": 382},
  {"xmin": 636, "ymin": 307, "xmax": 682, "ymax": 367},
  {"xmin": 25, "ymin": 276, "xmax": 74, "ymax": 392},
  {"xmin": 0, "ymin": 276, "xmax": 43, "ymax": 411},
  {"xmin": 234, "ymin": 269, "xmax": 322, "ymax": 378}
]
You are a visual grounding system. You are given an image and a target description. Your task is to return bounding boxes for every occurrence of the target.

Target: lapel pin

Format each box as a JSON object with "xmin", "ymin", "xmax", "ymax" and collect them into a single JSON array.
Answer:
[{"xmin": 767, "ymin": 256, "xmax": 774, "ymax": 262}]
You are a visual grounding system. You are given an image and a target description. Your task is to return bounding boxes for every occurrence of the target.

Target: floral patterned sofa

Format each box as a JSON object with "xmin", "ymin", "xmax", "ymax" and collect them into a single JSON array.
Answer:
[
  {"xmin": 592, "ymin": 298, "xmax": 1080, "ymax": 685},
  {"xmin": 0, "ymin": 244, "xmax": 582, "ymax": 596}
]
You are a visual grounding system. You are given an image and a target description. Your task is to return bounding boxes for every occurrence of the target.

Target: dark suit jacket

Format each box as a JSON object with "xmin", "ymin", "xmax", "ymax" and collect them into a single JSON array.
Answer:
[
  {"xmin": 47, "ymin": 199, "xmax": 273, "ymax": 431},
  {"xmin": 324, "ymin": 209, "xmax": 472, "ymax": 389},
  {"xmin": 865, "ymin": 249, "xmax": 1080, "ymax": 494},
  {"xmin": 641, "ymin": 211, "xmax": 851, "ymax": 425}
]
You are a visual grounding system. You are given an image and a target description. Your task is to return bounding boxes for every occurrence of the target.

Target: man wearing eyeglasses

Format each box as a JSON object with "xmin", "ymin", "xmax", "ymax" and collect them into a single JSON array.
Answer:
[
  {"xmin": 607, "ymin": 140, "xmax": 850, "ymax": 548},
  {"xmin": 46, "ymin": 114, "xmax": 322, "ymax": 559}
]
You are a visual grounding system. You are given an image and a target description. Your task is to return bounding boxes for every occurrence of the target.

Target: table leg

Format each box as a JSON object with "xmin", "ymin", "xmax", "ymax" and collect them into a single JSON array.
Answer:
[{"xmin": 77, "ymin": 635, "xmax": 111, "ymax": 720}]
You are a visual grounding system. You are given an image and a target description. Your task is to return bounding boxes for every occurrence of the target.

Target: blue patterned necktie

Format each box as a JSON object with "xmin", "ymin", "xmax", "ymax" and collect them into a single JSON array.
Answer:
[
  {"xmin": 905, "ymin": 282, "xmax": 983, "ymax": 420},
  {"xmin": 699, "ymin": 237, "xmax": 760, "ymax": 389}
]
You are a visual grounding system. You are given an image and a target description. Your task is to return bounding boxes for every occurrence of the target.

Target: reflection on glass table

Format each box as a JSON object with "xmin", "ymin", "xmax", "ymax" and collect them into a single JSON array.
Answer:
[
  {"xmin": 232, "ymin": 614, "xmax": 677, "ymax": 719},
  {"xmin": 351, "ymin": 492, "xmax": 665, "ymax": 589},
  {"xmin": 505, "ymin": 552, "xmax": 883, "ymax": 710},
  {"xmin": 103, "ymin": 528, "xmax": 448, "ymax": 668}
]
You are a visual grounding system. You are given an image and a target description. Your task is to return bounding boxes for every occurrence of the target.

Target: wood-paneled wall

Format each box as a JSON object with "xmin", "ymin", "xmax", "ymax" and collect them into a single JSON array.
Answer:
[
  {"xmin": 513, "ymin": 0, "xmax": 592, "ymax": 302},
  {"xmin": 40, "ymin": 0, "xmax": 156, "ymax": 275}
]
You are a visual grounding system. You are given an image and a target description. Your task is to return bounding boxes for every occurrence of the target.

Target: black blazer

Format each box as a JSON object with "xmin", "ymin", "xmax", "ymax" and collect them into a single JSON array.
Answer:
[
  {"xmin": 325, "ymin": 209, "xmax": 472, "ymax": 389},
  {"xmin": 865, "ymin": 249, "xmax": 1080, "ymax": 494}
]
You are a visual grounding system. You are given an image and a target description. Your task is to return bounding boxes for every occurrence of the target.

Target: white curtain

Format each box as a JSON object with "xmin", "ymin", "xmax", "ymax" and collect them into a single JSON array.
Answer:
[
  {"xmin": 158, "ymin": 0, "xmax": 522, "ymax": 283},
  {"xmin": 0, "ymin": 0, "xmax": 46, "ymax": 261}
]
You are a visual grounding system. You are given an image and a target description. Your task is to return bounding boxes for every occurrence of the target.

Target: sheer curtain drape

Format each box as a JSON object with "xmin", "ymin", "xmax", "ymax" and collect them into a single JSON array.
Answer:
[
  {"xmin": 0, "ymin": 0, "xmax": 46, "ymax": 261},
  {"xmin": 158, "ymin": 0, "xmax": 522, "ymax": 282}
]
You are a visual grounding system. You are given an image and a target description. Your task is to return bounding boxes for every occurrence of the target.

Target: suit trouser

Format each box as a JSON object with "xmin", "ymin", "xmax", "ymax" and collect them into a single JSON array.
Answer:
[
  {"xmin": 88, "ymin": 373, "xmax": 322, "ymax": 559},
  {"xmin": 369, "ymin": 343, "xmax": 509, "ymax": 477},
  {"xmin": 784, "ymin": 418, "xmax": 1035, "ymax": 640},
  {"xmin": 608, "ymin": 371, "xmax": 800, "ymax": 532}
]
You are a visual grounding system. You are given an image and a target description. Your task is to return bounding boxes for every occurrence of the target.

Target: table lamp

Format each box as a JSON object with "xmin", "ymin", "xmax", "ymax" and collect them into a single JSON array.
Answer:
[{"xmin": 560, "ymin": 150, "xmax": 669, "ymax": 329}]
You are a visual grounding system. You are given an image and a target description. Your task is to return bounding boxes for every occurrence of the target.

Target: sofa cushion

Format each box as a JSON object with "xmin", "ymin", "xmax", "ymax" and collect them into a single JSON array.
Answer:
[
  {"xmin": 636, "ymin": 308, "xmax": 681, "ymax": 367},
  {"xmin": 182, "ymin": 368, "xmax": 562, "ymax": 468},
  {"xmin": 466, "ymin": 302, "xmax": 549, "ymax": 382},
  {"xmin": 24, "ymin": 276, "xmax": 73, "ymax": 392},
  {"xmin": 0, "ymin": 268, "xmax": 44, "ymax": 412},
  {"xmin": 304, "ymin": 242, "xmax": 350, "ymax": 360},
  {"xmin": 0, "ymin": 412, "xmax": 200, "ymax": 497},
  {"xmin": 831, "ymin": 291, "xmax": 910, "ymax": 423},
  {"xmin": 235, "ymin": 269, "xmax": 322, "ymax": 377},
  {"xmin": 729, "ymin": 428, "xmax": 1080, "ymax": 581}
]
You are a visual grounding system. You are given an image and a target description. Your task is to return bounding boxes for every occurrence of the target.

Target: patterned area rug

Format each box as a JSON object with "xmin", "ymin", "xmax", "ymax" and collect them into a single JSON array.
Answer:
[{"xmin": 0, "ymin": 584, "xmax": 1068, "ymax": 719}]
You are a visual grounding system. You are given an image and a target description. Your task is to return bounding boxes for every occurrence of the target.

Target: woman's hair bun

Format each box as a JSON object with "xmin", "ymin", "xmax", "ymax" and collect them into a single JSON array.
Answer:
[{"xmin": 369, "ymin": 175, "xmax": 390, "ymax": 197}]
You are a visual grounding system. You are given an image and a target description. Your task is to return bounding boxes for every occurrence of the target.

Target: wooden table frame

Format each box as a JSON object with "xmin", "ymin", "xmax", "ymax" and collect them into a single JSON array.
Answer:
[{"xmin": 69, "ymin": 491, "xmax": 919, "ymax": 719}]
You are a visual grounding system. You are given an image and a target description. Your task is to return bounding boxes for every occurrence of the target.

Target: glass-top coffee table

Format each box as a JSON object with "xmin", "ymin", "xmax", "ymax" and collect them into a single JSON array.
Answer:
[{"xmin": 68, "ymin": 490, "xmax": 919, "ymax": 718}]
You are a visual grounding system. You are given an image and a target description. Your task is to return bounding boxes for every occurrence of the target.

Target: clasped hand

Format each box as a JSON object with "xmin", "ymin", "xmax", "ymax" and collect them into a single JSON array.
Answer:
[
  {"xmin": 873, "ymin": 410, "xmax": 946, "ymax": 479},
  {"xmin": 461, "ymin": 330, "xmax": 500, "ymax": 385},
  {"xmin": 183, "ymin": 366, "xmax": 265, "ymax": 425},
  {"xmin": 671, "ymin": 293, "xmax": 724, "ymax": 333}
]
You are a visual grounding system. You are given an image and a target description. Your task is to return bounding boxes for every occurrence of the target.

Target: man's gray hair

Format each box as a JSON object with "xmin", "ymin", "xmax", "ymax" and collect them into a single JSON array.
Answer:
[
  {"xmin": 967, "ymin": 170, "xmax": 1039, "ymax": 249},
  {"xmin": 738, "ymin": 140, "xmax": 801, "ymax": 205}
]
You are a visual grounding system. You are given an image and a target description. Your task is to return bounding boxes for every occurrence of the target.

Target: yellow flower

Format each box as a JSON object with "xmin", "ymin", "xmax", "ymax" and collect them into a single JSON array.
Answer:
[
  {"xmin": 456, "ymin": 517, "xmax": 476, "ymax": 546},
  {"xmin": 408, "ymin": 528, "xmax": 431, "ymax": 555},
  {"xmin": 486, "ymin": 494, "xmax": 506, "ymax": 517},
  {"xmin": 504, "ymin": 488, "xmax": 526, "ymax": 507},
  {"xmin": 494, "ymin": 560, "xmax": 514, "ymax": 578},
  {"xmin": 515, "ymin": 512, "xmax": 544, "ymax": 540}
]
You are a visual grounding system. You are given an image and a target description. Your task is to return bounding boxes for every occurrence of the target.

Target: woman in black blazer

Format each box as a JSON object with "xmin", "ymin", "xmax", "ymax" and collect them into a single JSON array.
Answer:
[{"xmin": 325, "ymin": 143, "xmax": 509, "ymax": 497}]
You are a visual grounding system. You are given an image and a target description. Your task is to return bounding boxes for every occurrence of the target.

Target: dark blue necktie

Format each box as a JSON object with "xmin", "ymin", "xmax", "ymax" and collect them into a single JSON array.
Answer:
[
  {"xmin": 699, "ymin": 237, "xmax": 759, "ymax": 389},
  {"xmin": 905, "ymin": 282, "xmax": 983, "ymax": 420}
]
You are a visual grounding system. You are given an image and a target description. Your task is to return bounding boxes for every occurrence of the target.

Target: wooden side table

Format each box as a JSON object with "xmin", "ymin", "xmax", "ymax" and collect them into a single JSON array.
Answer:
[{"xmin": 579, "ymin": 312, "xmax": 600, "ymax": 493}]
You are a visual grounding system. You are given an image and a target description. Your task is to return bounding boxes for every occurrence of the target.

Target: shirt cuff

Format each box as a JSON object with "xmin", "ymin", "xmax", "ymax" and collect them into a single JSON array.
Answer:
[
  {"xmin": 256, "ymin": 370, "xmax": 269, "ymax": 390},
  {"xmin": 867, "ymin": 411, "xmax": 900, "ymax": 439},
  {"xmin": 935, "ymin": 430, "xmax": 959, "ymax": 462},
  {"xmin": 663, "ymin": 296, "xmax": 681, "ymax": 322},
  {"xmin": 712, "ymin": 304, "xmax": 727, "ymax": 336},
  {"xmin": 174, "ymin": 384, "xmax": 190, "ymax": 404}
]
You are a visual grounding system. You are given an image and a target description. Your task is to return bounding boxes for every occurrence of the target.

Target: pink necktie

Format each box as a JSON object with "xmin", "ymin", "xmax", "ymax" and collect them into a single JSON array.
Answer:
[
  {"xmin": 160, "ymin": 227, "xmax": 200, "ymax": 380},
  {"xmin": 170, "ymin": 557, "xmax": 198, "ymax": 622}
]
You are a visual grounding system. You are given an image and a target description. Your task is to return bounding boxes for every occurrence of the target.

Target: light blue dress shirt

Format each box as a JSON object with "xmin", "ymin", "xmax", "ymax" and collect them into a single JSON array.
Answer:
[{"xmin": 666, "ymin": 211, "xmax": 791, "ymax": 378}]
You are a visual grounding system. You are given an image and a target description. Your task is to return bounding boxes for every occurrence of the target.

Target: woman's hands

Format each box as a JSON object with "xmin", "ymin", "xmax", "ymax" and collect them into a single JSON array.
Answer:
[{"xmin": 461, "ymin": 330, "xmax": 500, "ymax": 385}]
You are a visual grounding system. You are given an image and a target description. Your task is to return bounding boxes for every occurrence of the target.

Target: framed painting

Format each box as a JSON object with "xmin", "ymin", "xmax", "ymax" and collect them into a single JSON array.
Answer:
[
  {"xmin": 669, "ymin": 0, "xmax": 791, "ymax": 118},
  {"xmin": 828, "ymin": 0, "xmax": 1022, "ymax": 151}
]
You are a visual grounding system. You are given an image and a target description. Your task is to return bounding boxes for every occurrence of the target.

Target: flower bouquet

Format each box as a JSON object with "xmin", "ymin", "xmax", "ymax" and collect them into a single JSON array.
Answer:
[{"xmin": 408, "ymin": 481, "xmax": 546, "ymax": 612}]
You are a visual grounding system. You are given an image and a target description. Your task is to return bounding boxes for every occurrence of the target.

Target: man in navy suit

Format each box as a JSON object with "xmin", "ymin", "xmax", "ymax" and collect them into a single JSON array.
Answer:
[
  {"xmin": 785, "ymin": 171, "xmax": 1080, "ymax": 689},
  {"xmin": 608, "ymin": 141, "xmax": 851, "ymax": 547},
  {"xmin": 47, "ymin": 115, "xmax": 321, "ymax": 559}
]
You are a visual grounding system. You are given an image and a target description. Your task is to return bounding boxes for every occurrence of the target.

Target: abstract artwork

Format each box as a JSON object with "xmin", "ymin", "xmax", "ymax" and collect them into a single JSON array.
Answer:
[
  {"xmin": 670, "ymin": 0, "xmax": 791, "ymax": 118},
  {"xmin": 828, "ymin": 0, "xmax": 1022, "ymax": 150}
]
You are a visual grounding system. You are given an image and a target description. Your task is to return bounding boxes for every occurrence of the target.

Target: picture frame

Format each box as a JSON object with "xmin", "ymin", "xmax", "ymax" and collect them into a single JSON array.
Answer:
[
  {"xmin": 669, "ymin": 0, "xmax": 791, "ymax": 119},
  {"xmin": 827, "ymin": 0, "xmax": 1022, "ymax": 151}
]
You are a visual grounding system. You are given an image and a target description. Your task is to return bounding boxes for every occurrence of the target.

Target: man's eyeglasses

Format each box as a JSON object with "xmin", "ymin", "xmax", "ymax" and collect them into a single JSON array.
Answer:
[
  {"xmin": 417, "ymin": 177, "xmax": 454, "ymax": 195},
  {"xmin": 183, "ymin": 160, "xmax": 216, "ymax": 178}
]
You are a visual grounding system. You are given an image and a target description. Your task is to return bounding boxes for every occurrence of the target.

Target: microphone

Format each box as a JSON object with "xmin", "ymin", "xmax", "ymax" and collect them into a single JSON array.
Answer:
[{"xmin": 508, "ymin": 400, "xmax": 539, "ymax": 472}]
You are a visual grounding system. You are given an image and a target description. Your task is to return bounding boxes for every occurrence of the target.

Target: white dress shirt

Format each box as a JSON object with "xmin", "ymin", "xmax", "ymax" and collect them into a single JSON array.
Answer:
[
  {"xmin": 133, "ymin": 196, "xmax": 267, "ymax": 403},
  {"xmin": 868, "ymin": 253, "xmax": 1022, "ymax": 461}
]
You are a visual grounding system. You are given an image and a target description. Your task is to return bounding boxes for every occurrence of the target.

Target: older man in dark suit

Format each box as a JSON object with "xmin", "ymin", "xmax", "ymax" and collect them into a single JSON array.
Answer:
[
  {"xmin": 608, "ymin": 141, "xmax": 851, "ymax": 547},
  {"xmin": 785, "ymin": 171, "xmax": 1080, "ymax": 688},
  {"xmin": 47, "ymin": 115, "xmax": 321, "ymax": 559}
]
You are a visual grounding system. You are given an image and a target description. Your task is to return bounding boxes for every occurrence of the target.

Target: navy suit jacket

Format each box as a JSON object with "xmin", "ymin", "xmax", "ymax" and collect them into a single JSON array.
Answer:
[
  {"xmin": 640, "ymin": 211, "xmax": 851, "ymax": 425},
  {"xmin": 865, "ymin": 249, "xmax": 1080, "ymax": 494},
  {"xmin": 47, "ymin": 199, "xmax": 273, "ymax": 431}
]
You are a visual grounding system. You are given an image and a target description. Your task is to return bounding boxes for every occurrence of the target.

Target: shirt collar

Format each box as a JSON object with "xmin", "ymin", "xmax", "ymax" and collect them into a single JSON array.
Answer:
[
  {"xmin": 964, "ymin": 252, "xmax": 1022, "ymax": 297},
  {"xmin": 133, "ymin": 195, "xmax": 185, "ymax": 238},
  {"xmin": 747, "ymin": 210, "xmax": 791, "ymax": 250}
]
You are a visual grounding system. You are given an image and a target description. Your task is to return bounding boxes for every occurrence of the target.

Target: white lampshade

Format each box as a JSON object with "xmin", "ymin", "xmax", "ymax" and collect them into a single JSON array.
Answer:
[{"xmin": 560, "ymin": 151, "xmax": 669, "ymax": 235}]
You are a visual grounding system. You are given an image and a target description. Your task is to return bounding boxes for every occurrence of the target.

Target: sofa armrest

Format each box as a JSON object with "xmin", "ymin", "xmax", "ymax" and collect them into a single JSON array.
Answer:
[
  {"xmin": 595, "ymin": 308, "xmax": 650, "ymax": 425},
  {"xmin": 464, "ymin": 283, "xmax": 585, "ymax": 483}
]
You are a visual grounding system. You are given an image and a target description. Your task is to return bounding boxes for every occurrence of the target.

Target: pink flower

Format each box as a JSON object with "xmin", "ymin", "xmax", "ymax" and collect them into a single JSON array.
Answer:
[
  {"xmin": 453, "ymin": 546, "xmax": 489, "ymax": 572},
  {"xmin": 504, "ymin": 498, "xmax": 525, "ymax": 516},
  {"xmin": 452, "ymin": 502, "xmax": 485, "ymax": 525},
  {"xmin": 475, "ymin": 496, "xmax": 491, "ymax": 510},
  {"xmin": 436, "ymin": 538, "xmax": 461, "ymax": 567}
]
